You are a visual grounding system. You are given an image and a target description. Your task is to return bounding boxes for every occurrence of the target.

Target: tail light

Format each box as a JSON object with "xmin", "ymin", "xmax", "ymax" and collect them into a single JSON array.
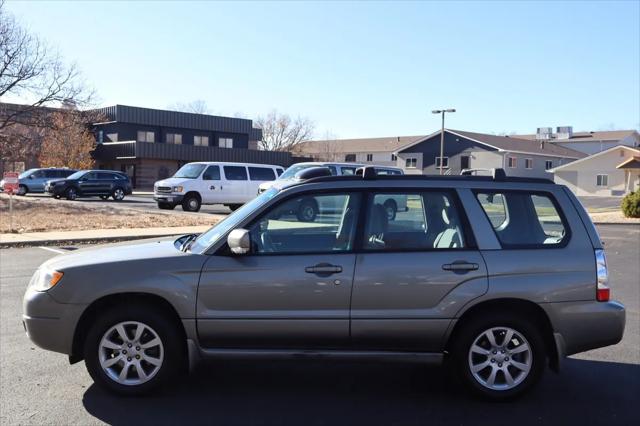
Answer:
[{"xmin": 595, "ymin": 249, "xmax": 610, "ymax": 302}]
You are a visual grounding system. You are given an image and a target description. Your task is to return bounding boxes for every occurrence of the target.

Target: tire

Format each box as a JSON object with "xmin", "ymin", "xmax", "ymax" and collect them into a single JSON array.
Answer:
[
  {"xmin": 65, "ymin": 187, "xmax": 78, "ymax": 200},
  {"xmin": 181, "ymin": 194, "xmax": 201, "ymax": 212},
  {"xmin": 296, "ymin": 198, "xmax": 318, "ymax": 222},
  {"xmin": 157, "ymin": 202, "xmax": 176, "ymax": 210},
  {"xmin": 450, "ymin": 312, "xmax": 545, "ymax": 401},
  {"xmin": 83, "ymin": 304, "xmax": 185, "ymax": 396},
  {"xmin": 383, "ymin": 199, "xmax": 397, "ymax": 221},
  {"xmin": 17, "ymin": 184, "xmax": 28, "ymax": 196},
  {"xmin": 111, "ymin": 187, "xmax": 125, "ymax": 201},
  {"xmin": 227, "ymin": 204, "xmax": 242, "ymax": 212}
]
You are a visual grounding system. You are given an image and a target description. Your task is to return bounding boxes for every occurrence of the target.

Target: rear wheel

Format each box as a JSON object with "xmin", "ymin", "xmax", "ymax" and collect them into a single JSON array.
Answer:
[
  {"xmin": 181, "ymin": 194, "xmax": 201, "ymax": 212},
  {"xmin": 17, "ymin": 184, "xmax": 28, "ymax": 196},
  {"xmin": 227, "ymin": 204, "xmax": 242, "ymax": 212},
  {"xmin": 65, "ymin": 187, "xmax": 78, "ymax": 200},
  {"xmin": 157, "ymin": 202, "xmax": 176, "ymax": 210},
  {"xmin": 451, "ymin": 312, "xmax": 545, "ymax": 401},
  {"xmin": 112, "ymin": 188, "xmax": 125, "ymax": 201},
  {"xmin": 83, "ymin": 304, "xmax": 184, "ymax": 396}
]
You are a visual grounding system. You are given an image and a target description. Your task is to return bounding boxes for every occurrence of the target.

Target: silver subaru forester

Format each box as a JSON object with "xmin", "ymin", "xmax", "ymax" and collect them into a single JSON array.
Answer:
[{"xmin": 23, "ymin": 167, "xmax": 625, "ymax": 400}]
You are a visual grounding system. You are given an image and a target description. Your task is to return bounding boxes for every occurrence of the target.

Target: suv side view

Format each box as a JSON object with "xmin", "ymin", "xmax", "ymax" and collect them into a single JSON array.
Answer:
[
  {"xmin": 14, "ymin": 168, "xmax": 77, "ymax": 195},
  {"xmin": 45, "ymin": 170, "xmax": 133, "ymax": 201},
  {"xmin": 23, "ymin": 168, "xmax": 625, "ymax": 400}
]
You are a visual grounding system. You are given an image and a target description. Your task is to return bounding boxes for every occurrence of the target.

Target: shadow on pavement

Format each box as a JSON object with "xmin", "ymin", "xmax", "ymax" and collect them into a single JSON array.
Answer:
[{"xmin": 82, "ymin": 358, "xmax": 638, "ymax": 425}]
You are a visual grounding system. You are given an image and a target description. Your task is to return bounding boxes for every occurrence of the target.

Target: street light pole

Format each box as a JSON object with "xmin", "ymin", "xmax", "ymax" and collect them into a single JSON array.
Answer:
[{"xmin": 432, "ymin": 108, "xmax": 456, "ymax": 175}]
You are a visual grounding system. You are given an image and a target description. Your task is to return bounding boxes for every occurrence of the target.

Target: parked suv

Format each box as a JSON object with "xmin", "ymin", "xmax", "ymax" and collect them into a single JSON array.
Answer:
[
  {"xmin": 44, "ymin": 170, "xmax": 133, "ymax": 201},
  {"xmin": 23, "ymin": 168, "xmax": 625, "ymax": 399},
  {"xmin": 12, "ymin": 168, "xmax": 77, "ymax": 195}
]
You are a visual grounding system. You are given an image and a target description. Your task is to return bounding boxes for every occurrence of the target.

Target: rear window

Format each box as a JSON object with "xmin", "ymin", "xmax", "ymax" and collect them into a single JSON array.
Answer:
[
  {"xmin": 475, "ymin": 191, "xmax": 568, "ymax": 248},
  {"xmin": 223, "ymin": 166, "xmax": 248, "ymax": 181},
  {"xmin": 248, "ymin": 167, "xmax": 276, "ymax": 181}
]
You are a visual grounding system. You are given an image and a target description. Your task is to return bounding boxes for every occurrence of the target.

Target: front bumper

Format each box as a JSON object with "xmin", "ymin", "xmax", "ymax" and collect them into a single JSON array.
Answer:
[
  {"xmin": 44, "ymin": 184, "xmax": 64, "ymax": 196},
  {"xmin": 542, "ymin": 300, "xmax": 625, "ymax": 357},
  {"xmin": 154, "ymin": 193, "xmax": 184, "ymax": 204},
  {"xmin": 22, "ymin": 287, "xmax": 87, "ymax": 355}
]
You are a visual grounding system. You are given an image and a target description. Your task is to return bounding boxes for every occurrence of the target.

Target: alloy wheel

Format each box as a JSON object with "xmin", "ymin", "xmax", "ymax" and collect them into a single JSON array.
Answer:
[
  {"xmin": 113, "ymin": 188, "xmax": 125, "ymax": 200},
  {"xmin": 467, "ymin": 326, "xmax": 532, "ymax": 391},
  {"xmin": 98, "ymin": 321, "xmax": 164, "ymax": 386}
]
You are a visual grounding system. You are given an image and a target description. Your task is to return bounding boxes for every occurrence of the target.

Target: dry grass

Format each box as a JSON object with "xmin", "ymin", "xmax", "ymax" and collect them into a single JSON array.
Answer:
[{"xmin": 0, "ymin": 194, "xmax": 219, "ymax": 233}]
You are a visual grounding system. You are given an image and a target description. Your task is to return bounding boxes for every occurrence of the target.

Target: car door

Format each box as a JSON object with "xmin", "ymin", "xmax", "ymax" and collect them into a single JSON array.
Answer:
[
  {"xmin": 97, "ymin": 172, "xmax": 116, "ymax": 194},
  {"xmin": 78, "ymin": 172, "xmax": 100, "ymax": 195},
  {"xmin": 351, "ymin": 189, "xmax": 488, "ymax": 351},
  {"xmin": 221, "ymin": 165, "xmax": 248, "ymax": 203},
  {"xmin": 197, "ymin": 191, "xmax": 362, "ymax": 349},
  {"xmin": 200, "ymin": 165, "xmax": 222, "ymax": 204}
]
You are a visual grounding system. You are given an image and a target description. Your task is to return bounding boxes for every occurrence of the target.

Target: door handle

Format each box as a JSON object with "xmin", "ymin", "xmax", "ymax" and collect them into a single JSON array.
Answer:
[
  {"xmin": 442, "ymin": 262, "xmax": 479, "ymax": 272},
  {"xmin": 305, "ymin": 264, "xmax": 342, "ymax": 274}
]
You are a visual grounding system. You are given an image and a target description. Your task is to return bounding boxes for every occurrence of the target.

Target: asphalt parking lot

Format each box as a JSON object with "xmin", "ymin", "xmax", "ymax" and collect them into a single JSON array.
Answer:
[{"xmin": 0, "ymin": 224, "xmax": 638, "ymax": 425}]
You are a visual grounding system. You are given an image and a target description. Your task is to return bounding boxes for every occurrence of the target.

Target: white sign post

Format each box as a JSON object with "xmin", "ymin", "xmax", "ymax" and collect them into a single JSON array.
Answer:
[{"xmin": 3, "ymin": 172, "xmax": 19, "ymax": 233}]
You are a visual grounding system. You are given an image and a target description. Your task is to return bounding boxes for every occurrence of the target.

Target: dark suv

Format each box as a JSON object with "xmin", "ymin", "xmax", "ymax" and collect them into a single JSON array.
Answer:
[{"xmin": 45, "ymin": 170, "xmax": 133, "ymax": 201}]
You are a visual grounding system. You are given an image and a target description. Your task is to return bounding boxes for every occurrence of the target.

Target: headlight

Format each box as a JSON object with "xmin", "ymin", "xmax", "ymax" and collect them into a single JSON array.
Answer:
[
  {"xmin": 29, "ymin": 268, "xmax": 64, "ymax": 292},
  {"xmin": 172, "ymin": 186, "xmax": 184, "ymax": 193}
]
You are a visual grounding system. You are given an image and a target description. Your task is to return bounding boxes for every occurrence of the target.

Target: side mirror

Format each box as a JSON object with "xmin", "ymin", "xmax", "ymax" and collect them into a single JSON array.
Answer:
[
  {"xmin": 28, "ymin": 175, "xmax": 34, "ymax": 179},
  {"xmin": 227, "ymin": 228, "xmax": 250, "ymax": 254}
]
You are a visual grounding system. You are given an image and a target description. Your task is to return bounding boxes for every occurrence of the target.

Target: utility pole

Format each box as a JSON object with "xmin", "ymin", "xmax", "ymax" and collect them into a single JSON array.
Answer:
[{"xmin": 432, "ymin": 109, "xmax": 456, "ymax": 175}]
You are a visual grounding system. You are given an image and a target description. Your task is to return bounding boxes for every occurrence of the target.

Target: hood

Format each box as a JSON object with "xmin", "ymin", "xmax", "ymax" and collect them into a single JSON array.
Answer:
[
  {"xmin": 154, "ymin": 177, "xmax": 192, "ymax": 188},
  {"xmin": 41, "ymin": 237, "xmax": 186, "ymax": 272},
  {"xmin": 258, "ymin": 180, "xmax": 278, "ymax": 191},
  {"xmin": 45, "ymin": 178, "xmax": 66, "ymax": 185}
]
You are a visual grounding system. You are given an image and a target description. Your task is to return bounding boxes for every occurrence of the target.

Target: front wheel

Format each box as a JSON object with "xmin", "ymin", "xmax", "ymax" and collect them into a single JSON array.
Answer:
[
  {"xmin": 83, "ymin": 305, "xmax": 184, "ymax": 396},
  {"xmin": 65, "ymin": 187, "xmax": 78, "ymax": 200},
  {"xmin": 181, "ymin": 194, "xmax": 201, "ymax": 212},
  {"xmin": 451, "ymin": 313, "xmax": 545, "ymax": 401}
]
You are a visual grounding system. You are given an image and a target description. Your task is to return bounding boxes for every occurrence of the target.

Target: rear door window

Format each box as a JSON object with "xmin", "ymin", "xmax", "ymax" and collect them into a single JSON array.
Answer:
[
  {"xmin": 475, "ymin": 191, "xmax": 568, "ymax": 247},
  {"xmin": 97, "ymin": 172, "xmax": 113, "ymax": 180},
  {"xmin": 364, "ymin": 191, "xmax": 467, "ymax": 251},
  {"xmin": 248, "ymin": 167, "xmax": 276, "ymax": 181},
  {"xmin": 223, "ymin": 166, "xmax": 248, "ymax": 181},
  {"xmin": 340, "ymin": 167, "xmax": 357, "ymax": 175},
  {"xmin": 203, "ymin": 165, "xmax": 221, "ymax": 181}
]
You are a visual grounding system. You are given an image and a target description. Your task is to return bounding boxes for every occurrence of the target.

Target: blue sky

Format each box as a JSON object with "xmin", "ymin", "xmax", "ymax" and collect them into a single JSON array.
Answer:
[{"xmin": 5, "ymin": 0, "xmax": 640, "ymax": 138}]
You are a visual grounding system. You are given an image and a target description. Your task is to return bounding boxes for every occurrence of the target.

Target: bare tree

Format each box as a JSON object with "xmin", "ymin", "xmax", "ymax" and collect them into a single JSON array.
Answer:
[
  {"xmin": 255, "ymin": 110, "xmax": 314, "ymax": 151},
  {"xmin": 0, "ymin": 1, "xmax": 92, "ymax": 131},
  {"xmin": 38, "ymin": 109, "xmax": 97, "ymax": 170},
  {"xmin": 167, "ymin": 99, "xmax": 210, "ymax": 114}
]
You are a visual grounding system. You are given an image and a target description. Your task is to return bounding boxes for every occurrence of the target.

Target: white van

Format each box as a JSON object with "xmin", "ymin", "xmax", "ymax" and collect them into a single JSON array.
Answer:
[
  {"xmin": 153, "ymin": 162, "xmax": 284, "ymax": 212},
  {"xmin": 258, "ymin": 162, "xmax": 406, "ymax": 220}
]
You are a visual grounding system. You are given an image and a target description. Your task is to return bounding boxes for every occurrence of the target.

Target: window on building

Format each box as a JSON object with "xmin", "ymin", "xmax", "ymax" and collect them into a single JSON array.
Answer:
[
  {"xmin": 166, "ymin": 133, "xmax": 182, "ymax": 144},
  {"xmin": 107, "ymin": 133, "xmax": 118, "ymax": 142},
  {"xmin": 405, "ymin": 158, "xmax": 417, "ymax": 168},
  {"xmin": 391, "ymin": 154, "xmax": 398, "ymax": 161},
  {"xmin": 508, "ymin": 157, "xmax": 517, "ymax": 168},
  {"xmin": 461, "ymin": 155, "xmax": 470, "ymax": 170},
  {"xmin": 345, "ymin": 154, "xmax": 356, "ymax": 162},
  {"xmin": 219, "ymin": 137, "xmax": 233, "ymax": 148},
  {"xmin": 476, "ymin": 191, "xmax": 568, "ymax": 248},
  {"xmin": 545, "ymin": 160, "xmax": 553, "ymax": 170},
  {"xmin": 435, "ymin": 156, "xmax": 449, "ymax": 169},
  {"xmin": 525, "ymin": 158, "xmax": 533, "ymax": 169},
  {"xmin": 137, "ymin": 131, "xmax": 155, "ymax": 143},
  {"xmin": 248, "ymin": 167, "xmax": 276, "ymax": 181},
  {"xmin": 596, "ymin": 174, "xmax": 608, "ymax": 187},
  {"xmin": 366, "ymin": 154, "xmax": 373, "ymax": 162},
  {"xmin": 194, "ymin": 135, "xmax": 209, "ymax": 146},
  {"xmin": 364, "ymin": 192, "xmax": 466, "ymax": 250}
]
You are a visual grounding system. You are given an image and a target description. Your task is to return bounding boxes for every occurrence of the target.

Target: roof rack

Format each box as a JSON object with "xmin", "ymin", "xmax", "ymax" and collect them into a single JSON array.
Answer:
[{"xmin": 460, "ymin": 168, "xmax": 507, "ymax": 180}]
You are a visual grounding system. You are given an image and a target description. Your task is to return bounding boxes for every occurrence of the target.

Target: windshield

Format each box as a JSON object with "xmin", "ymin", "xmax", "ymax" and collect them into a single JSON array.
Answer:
[
  {"xmin": 66, "ymin": 171, "xmax": 87, "ymax": 180},
  {"xmin": 18, "ymin": 169, "xmax": 36, "ymax": 179},
  {"xmin": 174, "ymin": 163, "xmax": 206, "ymax": 179},
  {"xmin": 189, "ymin": 188, "xmax": 279, "ymax": 253}
]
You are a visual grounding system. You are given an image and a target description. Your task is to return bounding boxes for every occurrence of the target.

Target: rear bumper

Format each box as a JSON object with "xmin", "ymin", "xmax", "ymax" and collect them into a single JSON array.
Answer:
[{"xmin": 542, "ymin": 300, "xmax": 625, "ymax": 357}]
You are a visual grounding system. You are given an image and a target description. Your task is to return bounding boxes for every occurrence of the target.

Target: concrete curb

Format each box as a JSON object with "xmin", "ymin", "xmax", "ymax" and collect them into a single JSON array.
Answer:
[
  {"xmin": 592, "ymin": 222, "xmax": 640, "ymax": 227},
  {"xmin": 0, "ymin": 233, "xmax": 186, "ymax": 248}
]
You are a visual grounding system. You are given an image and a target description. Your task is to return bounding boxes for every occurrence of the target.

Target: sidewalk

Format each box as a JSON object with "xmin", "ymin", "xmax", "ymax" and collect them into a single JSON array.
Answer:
[{"xmin": 0, "ymin": 225, "xmax": 211, "ymax": 247}]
